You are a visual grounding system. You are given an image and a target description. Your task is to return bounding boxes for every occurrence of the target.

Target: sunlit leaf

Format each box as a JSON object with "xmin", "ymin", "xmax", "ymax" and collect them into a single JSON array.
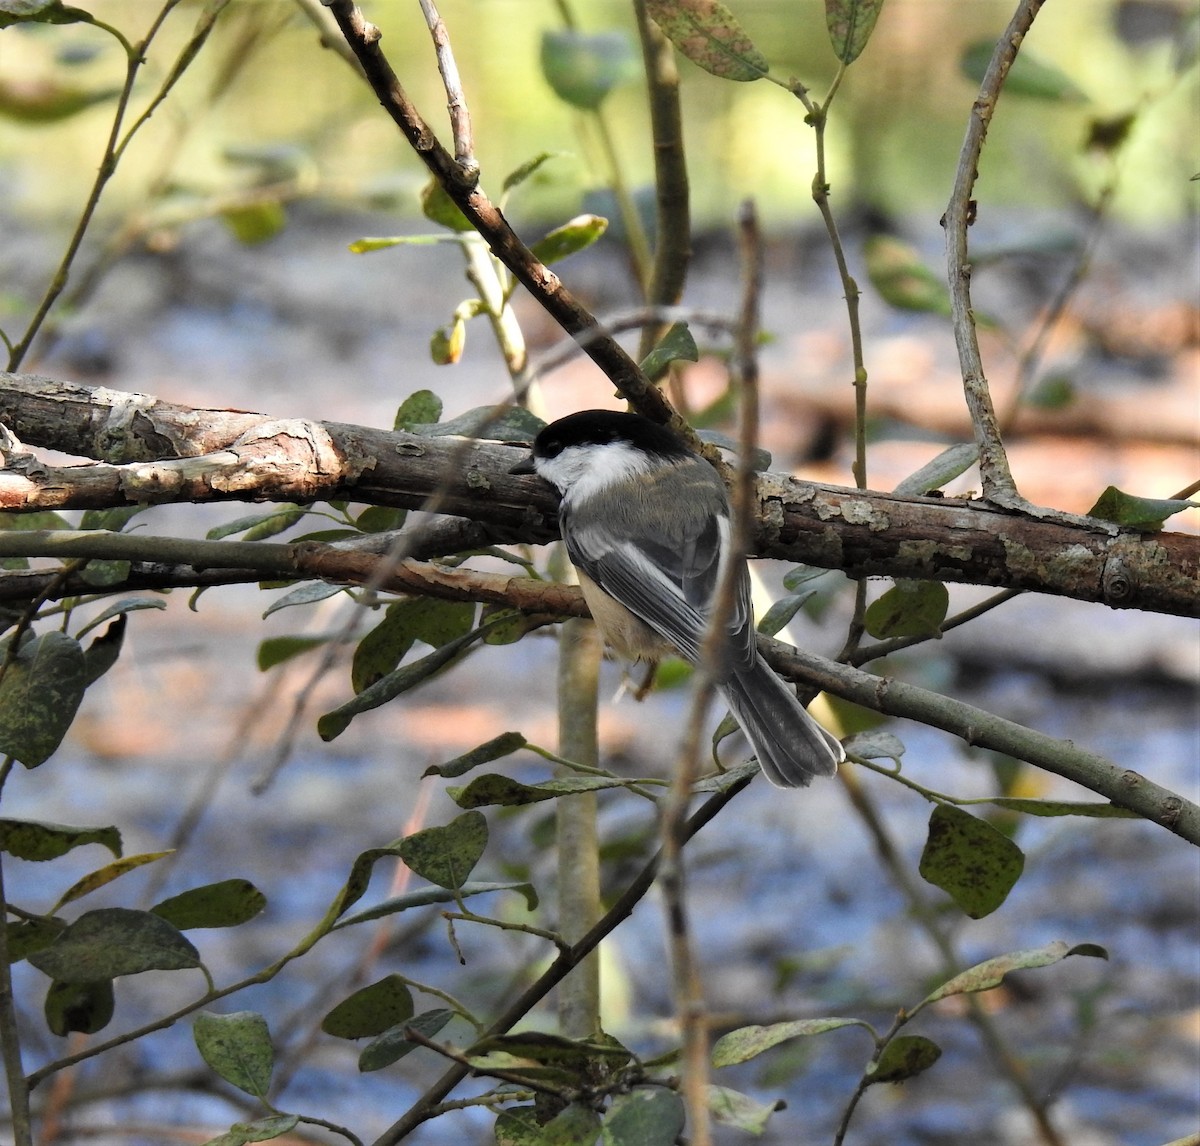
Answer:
[
  {"xmin": 529, "ymin": 214, "xmax": 608, "ymax": 264},
  {"xmin": 825, "ymin": 0, "xmax": 886, "ymax": 65},
  {"xmin": 28, "ymin": 908, "xmax": 200, "ymax": 981},
  {"xmin": 918, "ymin": 804, "xmax": 1024, "ymax": 919},
  {"xmin": 1087, "ymin": 486, "xmax": 1196, "ymax": 531},
  {"xmin": 222, "ymin": 201, "xmax": 286, "ymax": 245},
  {"xmin": 198, "ymin": 1115, "xmax": 299, "ymax": 1146},
  {"xmin": 639, "ymin": 322, "xmax": 698, "ymax": 382},
  {"xmin": 502, "ymin": 151, "xmax": 566, "ymax": 193},
  {"xmin": 0, "ymin": 631, "xmax": 87, "ymax": 767},
  {"xmin": 394, "ymin": 389, "xmax": 443, "ymax": 431},
  {"xmin": 53, "ymin": 851, "xmax": 173, "ymax": 910},
  {"xmin": 194, "ymin": 1010, "xmax": 273, "ymax": 1099},
  {"xmin": 540, "ymin": 29, "xmax": 638, "ymax": 110},
  {"xmin": 892, "ymin": 443, "xmax": 977, "ymax": 496},
  {"xmin": 420, "ymin": 179, "xmax": 473, "ymax": 232},
  {"xmin": 0, "ymin": 76, "xmax": 119, "ymax": 121},
  {"xmin": 430, "ymin": 316, "xmax": 466, "ymax": 364},
  {"xmin": 646, "ymin": 0, "xmax": 769, "ymax": 82}
]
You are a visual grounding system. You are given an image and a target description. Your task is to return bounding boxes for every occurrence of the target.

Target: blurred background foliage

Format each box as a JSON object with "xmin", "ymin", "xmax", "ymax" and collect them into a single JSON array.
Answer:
[{"xmin": 0, "ymin": 0, "xmax": 1195, "ymax": 240}]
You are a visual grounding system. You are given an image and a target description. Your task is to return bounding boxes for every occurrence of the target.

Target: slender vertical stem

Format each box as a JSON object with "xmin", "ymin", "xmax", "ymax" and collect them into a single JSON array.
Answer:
[
  {"xmin": 555, "ymin": 618, "xmax": 603, "ymax": 1039},
  {"xmin": 0, "ymin": 852, "xmax": 34, "ymax": 1146}
]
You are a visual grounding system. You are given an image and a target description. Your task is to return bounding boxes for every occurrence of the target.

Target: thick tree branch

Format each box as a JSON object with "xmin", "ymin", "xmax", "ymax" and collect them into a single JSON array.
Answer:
[{"xmin": 1, "ymin": 373, "xmax": 1195, "ymax": 618}]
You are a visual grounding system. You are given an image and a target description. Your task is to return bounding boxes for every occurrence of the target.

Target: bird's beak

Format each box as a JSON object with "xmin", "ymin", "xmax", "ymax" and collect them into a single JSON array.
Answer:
[{"xmin": 509, "ymin": 453, "xmax": 537, "ymax": 476}]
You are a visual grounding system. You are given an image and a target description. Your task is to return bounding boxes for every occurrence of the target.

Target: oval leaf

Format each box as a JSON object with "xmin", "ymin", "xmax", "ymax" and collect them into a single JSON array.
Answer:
[
  {"xmin": 420, "ymin": 179, "xmax": 473, "ymax": 232},
  {"xmin": 44, "ymin": 977, "xmax": 114, "ymax": 1036},
  {"xmin": 322, "ymin": 974, "xmax": 414, "ymax": 1039},
  {"xmin": 892, "ymin": 443, "xmax": 978, "ymax": 497},
  {"xmin": 918, "ymin": 804, "xmax": 1024, "ymax": 919},
  {"xmin": 448, "ymin": 773, "xmax": 632, "ymax": 809},
  {"xmin": 397, "ymin": 811, "xmax": 488, "ymax": 891},
  {"xmin": 920, "ymin": 940, "xmax": 1108, "ymax": 1010},
  {"xmin": 28, "ymin": 908, "xmax": 200, "ymax": 981},
  {"xmin": 1087, "ymin": 485, "xmax": 1196, "ymax": 531},
  {"xmin": 646, "ymin": 0, "xmax": 769, "ymax": 82},
  {"xmin": 540, "ymin": 29, "xmax": 638, "ymax": 110},
  {"xmin": 869, "ymin": 1034, "xmax": 942, "ymax": 1083},
  {"xmin": 639, "ymin": 321, "xmax": 699, "ymax": 383},
  {"xmin": 603, "ymin": 1087, "xmax": 685, "ymax": 1145},
  {"xmin": 194, "ymin": 1010, "xmax": 274, "ymax": 1098},
  {"xmin": 961, "ymin": 40, "xmax": 1088, "ymax": 102},
  {"xmin": 825, "ymin": 0, "xmax": 885, "ymax": 65},
  {"xmin": 200, "ymin": 1115, "xmax": 300, "ymax": 1146},
  {"xmin": 0, "ymin": 818, "xmax": 121, "ymax": 862},
  {"xmin": 864, "ymin": 234, "xmax": 950, "ymax": 315},
  {"xmin": 423, "ymin": 731, "xmax": 528, "ymax": 778},
  {"xmin": 864, "ymin": 579, "xmax": 949, "ymax": 640},
  {"xmin": 529, "ymin": 213, "xmax": 608, "ymax": 264},
  {"xmin": 705, "ymin": 1085, "xmax": 779, "ymax": 1134},
  {"xmin": 711, "ymin": 1018, "xmax": 868, "ymax": 1067},
  {"xmin": 0, "ymin": 630, "xmax": 87, "ymax": 767},
  {"xmin": 358, "ymin": 1008, "xmax": 455, "ymax": 1072},
  {"xmin": 151, "ymin": 879, "xmax": 267, "ymax": 930}
]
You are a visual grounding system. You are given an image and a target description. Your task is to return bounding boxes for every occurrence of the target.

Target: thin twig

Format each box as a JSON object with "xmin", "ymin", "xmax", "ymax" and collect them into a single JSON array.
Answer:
[{"xmin": 416, "ymin": 0, "xmax": 477, "ymax": 175}]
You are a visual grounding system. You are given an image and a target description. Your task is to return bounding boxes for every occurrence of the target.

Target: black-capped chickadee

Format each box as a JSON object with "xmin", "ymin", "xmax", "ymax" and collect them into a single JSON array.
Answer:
[{"xmin": 511, "ymin": 409, "xmax": 843, "ymax": 788}]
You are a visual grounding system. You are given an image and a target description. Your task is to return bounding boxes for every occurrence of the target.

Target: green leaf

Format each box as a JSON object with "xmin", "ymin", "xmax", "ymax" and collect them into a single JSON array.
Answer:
[
  {"xmin": 322, "ymin": 974, "xmax": 413, "ymax": 1039},
  {"xmin": 646, "ymin": 0, "xmax": 769, "ymax": 82},
  {"xmin": 75, "ymin": 596, "xmax": 166, "ymax": 639},
  {"xmin": 540, "ymin": 30, "xmax": 638, "ymax": 110},
  {"xmin": 825, "ymin": 0, "xmax": 886, "ymax": 65},
  {"xmin": 396, "ymin": 811, "xmax": 488, "ymax": 891},
  {"xmin": 261, "ymin": 580, "xmax": 345, "ymax": 618},
  {"xmin": 408, "ymin": 403, "xmax": 546, "ymax": 442},
  {"xmin": 423, "ymin": 731, "xmax": 528, "ymax": 778},
  {"xmin": 0, "ymin": 75, "xmax": 118, "ymax": 120},
  {"xmin": 28, "ymin": 908, "xmax": 200, "ymax": 981},
  {"xmin": 5, "ymin": 917, "xmax": 66, "ymax": 963},
  {"xmin": 81, "ymin": 617, "xmax": 126, "ymax": 686},
  {"xmin": 321, "ymin": 624, "xmax": 481, "ymax": 740},
  {"xmin": 79, "ymin": 506, "xmax": 148, "ymax": 532},
  {"xmin": 0, "ymin": 818, "xmax": 121, "ymax": 862},
  {"xmin": 1087, "ymin": 486, "xmax": 1196, "ymax": 531},
  {"xmin": 198, "ymin": 1115, "xmax": 300, "ymax": 1146},
  {"xmin": 420, "ymin": 179, "xmax": 473, "ymax": 232},
  {"xmin": 497, "ymin": 1102, "xmax": 601, "ymax": 1145},
  {"xmin": 961, "ymin": 40, "xmax": 1088, "ymax": 102},
  {"xmin": 711, "ymin": 1018, "xmax": 868, "ymax": 1067},
  {"xmin": 918, "ymin": 804, "xmax": 1024, "ymax": 919},
  {"xmin": 208, "ymin": 508, "xmax": 303, "ymax": 541},
  {"xmin": 334, "ymin": 880, "xmax": 538, "ymax": 930},
  {"xmin": 864, "ymin": 579, "xmax": 948, "ymax": 639},
  {"xmin": 706, "ymin": 1085, "xmax": 779, "ymax": 1134},
  {"xmin": 1027, "ymin": 374, "xmax": 1075, "ymax": 410},
  {"xmin": 431, "ymin": 317, "xmax": 466, "ymax": 365},
  {"xmin": 868, "ymin": 1035, "xmax": 942, "ymax": 1083},
  {"xmin": 0, "ymin": 630, "xmax": 87, "ymax": 767},
  {"xmin": 194, "ymin": 1010, "xmax": 274, "ymax": 1099},
  {"xmin": 603, "ymin": 1087, "xmax": 685, "ymax": 1145},
  {"xmin": 864, "ymin": 234, "xmax": 949, "ymax": 315},
  {"xmin": 639, "ymin": 322, "xmax": 699, "ymax": 383},
  {"xmin": 44, "ymin": 978, "xmax": 114, "ymax": 1036},
  {"xmin": 352, "ymin": 598, "xmax": 476, "ymax": 693},
  {"xmin": 394, "ymin": 389, "xmax": 443, "ymax": 431},
  {"xmin": 472, "ymin": 1030, "xmax": 632, "ymax": 1070},
  {"xmin": 355, "ymin": 505, "xmax": 407, "ymax": 534},
  {"xmin": 358, "ymin": 1008, "xmax": 455, "ymax": 1071},
  {"xmin": 919, "ymin": 941, "xmax": 1108, "ymax": 1010},
  {"xmin": 756, "ymin": 590, "xmax": 817, "ymax": 637},
  {"xmin": 256, "ymin": 635, "xmax": 327, "ymax": 671},
  {"xmin": 53, "ymin": 851, "xmax": 173, "ymax": 910},
  {"xmin": 981, "ymin": 798, "xmax": 1137, "ymax": 820},
  {"xmin": 79, "ymin": 559, "xmax": 131, "ymax": 587},
  {"xmin": 502, "ymin": 151, "xmax": 565, "ymax": 193},
  {"xmin": 529, "ymin": 213, "xmax": 608, "ymax": 265},
  {"xmin": 330, "ymin": 845, "xmax": 405, "ymax": 920},
  {"xmin": 842, "ymin": 730, "xmax": 905, "ymax": 762},
  {"xmin": 448, "ymin": 773, "xmax": 632, "ymax": 809},
  {"xmin": 151, "ymin": 879, "xmax": 267, "ymax": 930},
  {"xmin": 891, "ymin": 443, "xmax": 977, "ymax": 496},
  {"xmin": 221, "ymin": 201, "xmax": 287, "ymax": 245}
]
